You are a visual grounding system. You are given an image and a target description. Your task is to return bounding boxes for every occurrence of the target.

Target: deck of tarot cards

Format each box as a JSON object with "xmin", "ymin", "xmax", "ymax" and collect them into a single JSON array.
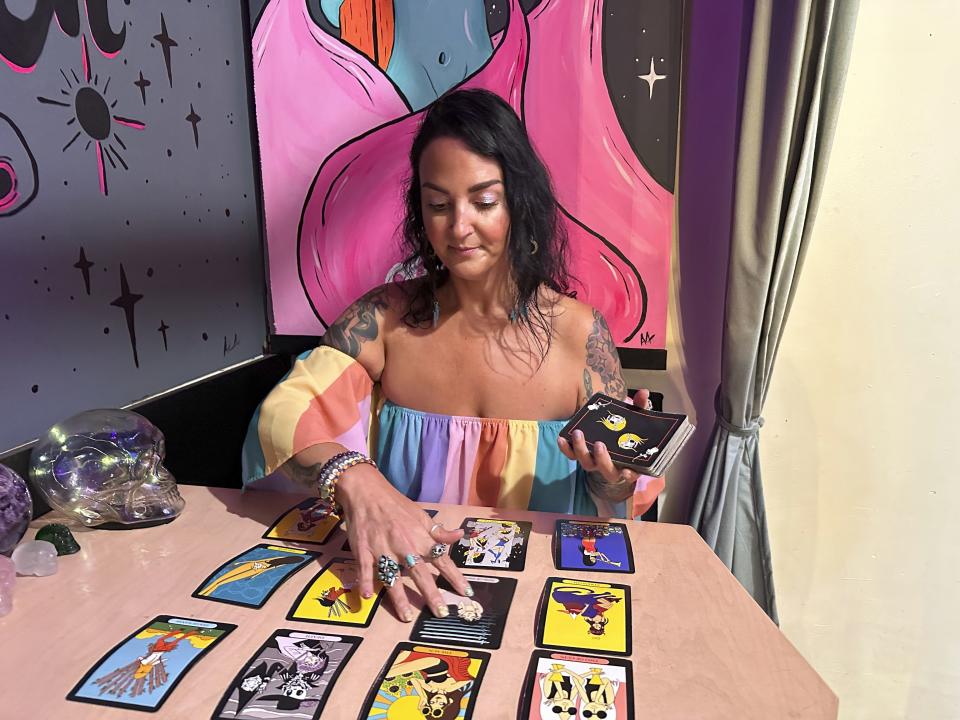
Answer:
[{"xmin": 560, "ymin": 392, "xmax": 695, "ymax": 476}]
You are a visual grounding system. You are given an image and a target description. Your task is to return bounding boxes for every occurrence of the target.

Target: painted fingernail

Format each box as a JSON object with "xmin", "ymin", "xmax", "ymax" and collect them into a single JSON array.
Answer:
[
  {"xmin": 402, "ymin": 608, "xmax": 415, "ymax": 622},
  {"xmin": 362, "ymin": 591, "xmax": 373, "ymax": 599},
  {"xmin": 596, "ymin": 442, "xmax": 606, "ymax": 450},
  {"xmin": 436, "ymin": 603, "xmax": 450, "ymax": 617},
  {"xmin": 573, "ymin": 429, "xmax": 583, "ymax": 438},
  {"xmin": 463, "ymin": 584, "xmax": 475, "ymax": 598}
]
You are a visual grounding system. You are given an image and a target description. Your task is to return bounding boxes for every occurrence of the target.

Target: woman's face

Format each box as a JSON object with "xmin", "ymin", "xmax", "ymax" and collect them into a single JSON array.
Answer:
[{"xmin": 418, "ymin": 137, "xmax": 511, "ymax": 284}]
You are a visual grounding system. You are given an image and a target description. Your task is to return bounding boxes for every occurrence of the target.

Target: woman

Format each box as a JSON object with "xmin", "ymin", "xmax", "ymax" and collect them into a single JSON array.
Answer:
[{"xmin": 246, "ymin": 89, "xmax": 657, "ymax": 622}]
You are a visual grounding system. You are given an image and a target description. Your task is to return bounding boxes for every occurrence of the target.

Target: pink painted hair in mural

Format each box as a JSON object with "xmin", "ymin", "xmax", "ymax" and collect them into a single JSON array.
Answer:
[{"xmin": 254, "ymin": 0, "xmax": 673, "ymax": 347}]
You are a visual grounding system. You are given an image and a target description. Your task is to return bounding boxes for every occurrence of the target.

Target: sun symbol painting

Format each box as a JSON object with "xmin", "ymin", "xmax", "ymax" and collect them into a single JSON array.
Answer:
[{"xmin": 36, "ymin": 35, "xmax": 144, "ymax": 196}]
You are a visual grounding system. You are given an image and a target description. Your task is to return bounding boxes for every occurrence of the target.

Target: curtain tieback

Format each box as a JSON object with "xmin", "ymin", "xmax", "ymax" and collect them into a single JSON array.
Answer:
[{"xmin": 718, "ymin": 414, "xmax": 764, "ymax": 437}]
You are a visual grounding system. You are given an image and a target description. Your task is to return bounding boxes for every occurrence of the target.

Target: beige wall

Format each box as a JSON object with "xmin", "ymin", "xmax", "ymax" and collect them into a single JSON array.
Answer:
[{"xmin": 762, "ymin": 2, "xmax": 960, "ymax": 718}]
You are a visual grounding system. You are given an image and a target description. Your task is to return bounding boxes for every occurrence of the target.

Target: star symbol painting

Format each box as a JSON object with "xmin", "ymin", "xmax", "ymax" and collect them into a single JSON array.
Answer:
[
  {"xmin": 185, "ymin": 104, "xmax": 201, "ymax": 148},
  {"xmin": 134, "ymin": 70, "xmax": 151, "ymax": 105},
  {"xmin": 153, "ymin": 13, "xmax": 178, "ymax": 88},
  {"xmin": 110, "ymin": 264, "xmax": 144, "ymax": 368},
  {"xmin": 73, "ymin": 246, "xmax": 95, "ymax": 295},
  {"xmin": 637, "ymin": 56, "xmax": 666, "ymax": 100}
]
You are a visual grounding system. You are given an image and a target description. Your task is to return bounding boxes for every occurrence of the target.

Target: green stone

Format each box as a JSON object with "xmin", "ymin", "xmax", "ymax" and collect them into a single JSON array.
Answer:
[{"xmin": 35, "ymin": 523, "xmax": 80, "ymax": 556}]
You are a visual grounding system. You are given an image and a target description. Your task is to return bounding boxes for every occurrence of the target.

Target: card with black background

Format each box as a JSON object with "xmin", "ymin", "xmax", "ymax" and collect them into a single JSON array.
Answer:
[
  {"xmin": 409, "ymin": 574, "xmax": 516, "ymax": 650},
  {"xmin": 449, "ymin": 517, "xmax": 531, "ymax": 571}
]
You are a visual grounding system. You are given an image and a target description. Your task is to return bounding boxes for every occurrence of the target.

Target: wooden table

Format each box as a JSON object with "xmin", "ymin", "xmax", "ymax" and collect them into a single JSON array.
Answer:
[{"xmin": 0, "ymin": 486, "xmax": 837, "ymax": 718}]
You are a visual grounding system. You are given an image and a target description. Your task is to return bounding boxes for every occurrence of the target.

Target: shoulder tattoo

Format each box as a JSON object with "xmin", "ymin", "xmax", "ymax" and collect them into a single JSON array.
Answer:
[
  {"xmin": 321, "ymin": 287, "xmax": 390, "ymax": 358},
  {"xmin": 584, "ymin": 308, "xmax": 627, "ymax": 400}
]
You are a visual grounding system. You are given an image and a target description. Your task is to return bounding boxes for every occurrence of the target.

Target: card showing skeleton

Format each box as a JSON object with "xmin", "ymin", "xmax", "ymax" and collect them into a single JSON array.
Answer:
[
  {"xmin": 67, "ymin": 615, "xmax": 236, "ymax": 712},
  {"xmin": 211, "ymin": 629, "xmax": 361, "ymax": 719},
  {"xmin": 449, "ymin": 517, "xmax": 532, "ymax": 571}
]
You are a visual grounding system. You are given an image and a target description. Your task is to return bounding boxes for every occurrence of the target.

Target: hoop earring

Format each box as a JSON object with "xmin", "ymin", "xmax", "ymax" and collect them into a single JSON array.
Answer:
[{"xmin": 530, "ymin": 239, "xmax": 539, "ymax": 256}]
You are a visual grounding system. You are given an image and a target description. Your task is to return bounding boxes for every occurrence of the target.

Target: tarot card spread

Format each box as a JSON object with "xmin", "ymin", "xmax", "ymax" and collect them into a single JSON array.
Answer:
[{"xmin": 212, "ymin": 629, "xmax": 361, "ymax": 719}]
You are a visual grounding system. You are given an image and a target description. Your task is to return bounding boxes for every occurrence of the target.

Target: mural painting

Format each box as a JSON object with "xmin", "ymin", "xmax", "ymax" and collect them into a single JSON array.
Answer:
[
  {"xmin": 0, "ymin": 0, "xmax": 266, "ymax": 451},
  {"xmin": 250, "ymin": 0, "xmax": 682, "ymax": 364}
]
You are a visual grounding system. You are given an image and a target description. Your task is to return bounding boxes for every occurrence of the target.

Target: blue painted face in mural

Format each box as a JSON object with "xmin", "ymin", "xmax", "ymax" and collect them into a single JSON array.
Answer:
[{"xmin": 419, "ymin": 137, "xmax": 512, "ymax": 285}]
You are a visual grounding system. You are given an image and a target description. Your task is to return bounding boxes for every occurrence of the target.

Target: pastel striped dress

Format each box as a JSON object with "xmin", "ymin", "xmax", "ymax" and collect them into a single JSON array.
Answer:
[{"xmin": 242, "ymin": 346, "xmax": 663, "ymax": 518}]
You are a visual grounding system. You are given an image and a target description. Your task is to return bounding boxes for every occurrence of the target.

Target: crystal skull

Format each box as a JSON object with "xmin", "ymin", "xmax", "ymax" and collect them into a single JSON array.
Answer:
[{"xmin": 29, "ymin": 409, "xmax": 185, "ymax": 527}]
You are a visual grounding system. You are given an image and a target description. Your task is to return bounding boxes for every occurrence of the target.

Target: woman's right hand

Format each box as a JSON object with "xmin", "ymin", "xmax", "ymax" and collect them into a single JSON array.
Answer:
[{"xmin": 336, "ymin": 463, "xmax": 472, "ymax": 622}]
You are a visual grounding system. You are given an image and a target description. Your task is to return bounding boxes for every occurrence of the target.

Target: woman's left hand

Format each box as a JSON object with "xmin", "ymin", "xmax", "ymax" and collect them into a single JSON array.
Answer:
[
  {"xmin": 558, "ymin": 429, "xmax": 638, "ymax": 488},
  {"xmin": 558, "ymin": 387, "xmax": 650, "ymax": 487}
]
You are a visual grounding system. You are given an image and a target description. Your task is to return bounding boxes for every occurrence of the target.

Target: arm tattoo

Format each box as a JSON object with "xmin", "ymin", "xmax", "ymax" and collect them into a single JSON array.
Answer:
[
  {"xmin": 584, "ymin": 308, "xmax": 627, "ymax": 400},
  {"xmin": 587, "ymin": 470, "xmax": 637, "ymax": 503},
  {"xmin": 280, "ymin": 458, "xmax": 323, "ymax": 489},
  {"xmin": 582, "ymin": 369, "xmax": 594, "ymax": 401},
  {"xmin": 321, "ymin": 287, "xmax": 390, "ymax": 359}
]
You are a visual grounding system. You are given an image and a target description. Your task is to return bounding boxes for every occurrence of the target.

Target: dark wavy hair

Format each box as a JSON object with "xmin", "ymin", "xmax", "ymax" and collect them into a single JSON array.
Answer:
[{"xmin": 399, "ymin": 88, "xmax": 571, "ymax": 355}]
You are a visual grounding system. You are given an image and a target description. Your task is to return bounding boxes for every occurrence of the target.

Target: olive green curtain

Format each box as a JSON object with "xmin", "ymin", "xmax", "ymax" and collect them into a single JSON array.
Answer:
[{"xmin": 688, "ymin": 0, "xmax": 859, "ymax": 621}]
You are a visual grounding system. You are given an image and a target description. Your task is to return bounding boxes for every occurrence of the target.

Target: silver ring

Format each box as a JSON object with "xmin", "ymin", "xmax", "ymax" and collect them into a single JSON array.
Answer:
[
  {"xmin": 429, "ymin": 543, "xmax": 447, "ymax": 559},
  {"xmin": 404, "ymin": 553, "xmax": 421, "ymax": 569},
  {"xmin": 377, "ymin": 555, "xmax": 401, "ymax": 587}
]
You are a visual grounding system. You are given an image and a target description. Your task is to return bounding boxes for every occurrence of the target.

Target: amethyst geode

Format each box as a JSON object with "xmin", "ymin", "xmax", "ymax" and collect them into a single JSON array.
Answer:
[{"xmin": 0, "ymin": 464, "xmax": 32, "ymax": 556}]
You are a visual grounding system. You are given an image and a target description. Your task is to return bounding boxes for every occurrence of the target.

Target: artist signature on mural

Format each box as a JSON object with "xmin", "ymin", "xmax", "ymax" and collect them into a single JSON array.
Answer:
[
  {"xmin": 223, "ymin": 333, "xmax": 239, "ymax": 356},
  {"xmin": 638, "ymin": 332, "xmax": 655, "ymax": 346}
]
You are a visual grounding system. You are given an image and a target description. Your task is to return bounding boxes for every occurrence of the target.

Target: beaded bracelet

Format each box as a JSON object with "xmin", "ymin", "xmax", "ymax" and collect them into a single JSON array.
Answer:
[{"xmin": 315, "ymin": 451, "xmax": 377, "ymax": 517}]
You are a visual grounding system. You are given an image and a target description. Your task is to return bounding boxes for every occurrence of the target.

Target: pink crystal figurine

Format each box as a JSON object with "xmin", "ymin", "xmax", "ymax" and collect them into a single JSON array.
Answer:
[{"xmin": 0, "ymin": 555, "xmax": 14, "ymax": 615}]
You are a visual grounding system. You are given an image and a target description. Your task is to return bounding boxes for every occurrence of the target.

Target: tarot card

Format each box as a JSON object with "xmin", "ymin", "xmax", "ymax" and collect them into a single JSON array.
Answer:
[
  {"xmin": 192, "ymin": 544, "xmax": 319, "ymax": 608},
  {"xmin": 518, "ymin": 650, "xmax": 634, "ymax": 720},
  {"xmin": 342, "ymin": 508, "xmax": 437, "ymax": 552},
  {"xmin": 553, "ymin": 520, "xmax": 635, "ymax": 574},
  {"xmin": 449, "ymin": 517, "xmax": 532, "ymax": 571},
  {"xmin": 211, "ymin": 629, "xmax": 361, "ymax": 719},
  {"xmin": 359, "ymin": 643, "xmax": 490, "ymax": 719},
  {"xmin": 67, "ymin": 615, "xmax": 235, "ymax": 712},
  {"xmin": 287, "ymin": 557, "xmax": 384, "ymax": 627},
  {"xmin": 410, "ymin": 574, "xmax": 517, "ymax": 650},
  {"xmin": 263, "ymin": 497, "xmax": 341, "ymax": 545},
  {"xmin": 535, "ymin": 577, "xmax": 632, "ymax": 657}
]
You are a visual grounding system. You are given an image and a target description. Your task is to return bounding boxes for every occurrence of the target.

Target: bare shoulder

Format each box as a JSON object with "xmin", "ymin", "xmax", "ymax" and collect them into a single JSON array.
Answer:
[{"xmin": 546, "ymin": 291, "xmax": 601, "ymax": 348}]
